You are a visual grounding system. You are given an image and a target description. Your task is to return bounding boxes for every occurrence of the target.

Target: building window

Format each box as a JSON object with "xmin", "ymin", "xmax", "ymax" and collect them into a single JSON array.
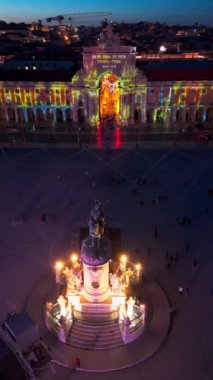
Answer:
[
  {"xmin": 46, "ymin": 89, "xmax": 49, "ymax": 94},
  {"xmin": 35, "ymin": 89, "xmax": 40, "ymax": 94},
  {"xmin": 15, "ymin": 89, "xmax": 20, "ymax": 93},
  {"xmin": 26, "ymin": 89, "xmax": 29, "ymax": 93},
  {"xmin": 56, "ymin": 89, "xmax": 59, "ymax": 94}
]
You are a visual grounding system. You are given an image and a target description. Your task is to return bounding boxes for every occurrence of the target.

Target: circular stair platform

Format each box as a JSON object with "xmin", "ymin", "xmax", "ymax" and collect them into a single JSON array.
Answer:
[{"xmin": 26, "ymin": 272, "xmax": 170, "ymax": 371}]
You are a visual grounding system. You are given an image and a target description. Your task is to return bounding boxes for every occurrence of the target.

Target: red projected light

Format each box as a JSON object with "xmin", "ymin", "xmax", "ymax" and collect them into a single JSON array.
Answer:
[
  {"xmin": 97, "ymin": 124, "xmax": 102, "ymax": 148},
  {"xmin": 115, "ymin": 127, "xmax": 121, "ymax": 149}
]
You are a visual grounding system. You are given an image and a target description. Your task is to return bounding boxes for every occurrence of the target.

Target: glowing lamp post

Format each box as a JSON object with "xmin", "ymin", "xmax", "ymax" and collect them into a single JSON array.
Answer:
[
  {"xmin": 135, "ymin": 263, "xmax": 142, "ymax": 281},
  {"xmin": 120, "ymin": 254, "xmax": 127, "ymax": 272},
  {"xmin": 55, "ymin": 261, "xmax": 64, "ymax": 284},
  {"xmin": 71, "ymin": 253, "xmax": 78, "ymax": 267}
]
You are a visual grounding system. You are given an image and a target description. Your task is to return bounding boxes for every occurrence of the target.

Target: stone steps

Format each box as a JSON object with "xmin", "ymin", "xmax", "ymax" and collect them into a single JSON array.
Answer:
[
  {"xmin": 67, "ymin": 319, "xmax": 124, "ymax": 350},
  {"xmin": 74, "ymin": 318, "xmax": 118, "ymax": 327},
  {"xmin": 70, "ymin": 328, "xmax": 122, "ymax": 340}
]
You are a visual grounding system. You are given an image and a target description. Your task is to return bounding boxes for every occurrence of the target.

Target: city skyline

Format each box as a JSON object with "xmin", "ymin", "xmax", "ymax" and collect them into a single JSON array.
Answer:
[{"xmin": 1, "ymin": 0, "xmax": 213, "ymax": 26}]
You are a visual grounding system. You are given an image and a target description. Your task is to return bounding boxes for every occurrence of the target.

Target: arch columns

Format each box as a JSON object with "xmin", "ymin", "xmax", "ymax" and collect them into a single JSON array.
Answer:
[
  {"xmin": 33, "ymin": 108, "xmax": 38, "ymax": 122},
  {"xmin": 180, "ymin": 108, "xmax": 187, "ymax": 122},
  {"xmin": 171, "ymin": 107, "xmax": 177, "ymax": 122},
  {"xmin": 52, "ymin": 108, "xmax": 56, "ymax": 123},
  {"xmin": 42, "ymin": 109, "xmax": 47, "ymax": 122},
  {"xmin": 72, "ymin": 104, "xmax": 78, "ymax": 123},
  {"xmin": 141, "ymin": 107, "xmax": 146, "ymax": 123},
  {"xmin": 23, "ymin": 108, "xmax": 28, "ymax": 122},
  {"xmin": 191, "ymin": 107, "xmax": 197, "ymax": 122},
  {"xmin": 130, "ymin": 94, "xmax": 135, "ymax": 125},
  {"xmin": 5, "ymin": 109, "xmax": 9, "ymax": 122},
  {"xmin": 202, "ymin": 106, "xmax": 207, "ymax": 121},
  {"xmin": 61, "ymin": 108, "xmax": 66, "ymax": 122}
]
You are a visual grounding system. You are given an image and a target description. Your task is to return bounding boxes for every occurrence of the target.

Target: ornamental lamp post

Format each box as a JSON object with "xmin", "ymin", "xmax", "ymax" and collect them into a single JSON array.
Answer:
[
  {"xmin": 71, "ymin": 253, "xmax": 79, "ymax": 267},
  {"xmin": 135, "ymin": 263, "xmax": 142, "ymax": 281},
  {"xmin": 120, "ymin": 254, "xmax": 127, "ymax": 272},
  {"xmin": 55, "ymin": 261, "xmax": 64, "ymax": 284}
]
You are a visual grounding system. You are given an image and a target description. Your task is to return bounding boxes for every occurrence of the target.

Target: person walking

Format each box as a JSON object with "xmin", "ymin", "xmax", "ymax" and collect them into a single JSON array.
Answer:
[{"xmin": 179, "ymin": 286, "xmax": 184, "ymax": 295}]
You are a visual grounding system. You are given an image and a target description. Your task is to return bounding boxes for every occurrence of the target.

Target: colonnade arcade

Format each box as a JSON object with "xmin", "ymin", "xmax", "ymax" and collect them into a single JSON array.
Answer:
[
  {"xmin": 2, "ymin": 101, "xmax": 213, "ymax": 126},
  {"xmin": 146, "ymin": 106, "xmax": 213, "ymax": 123},
  {"xmin": 0, "ymin": 106, "xmax": 86, "ymax": 124}
]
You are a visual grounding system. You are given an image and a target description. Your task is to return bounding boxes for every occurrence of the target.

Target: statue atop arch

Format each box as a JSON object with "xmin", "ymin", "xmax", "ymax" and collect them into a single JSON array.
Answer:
[{"xmin": 98, "ymin": 24, "xmax": 120, "ymax": 47}]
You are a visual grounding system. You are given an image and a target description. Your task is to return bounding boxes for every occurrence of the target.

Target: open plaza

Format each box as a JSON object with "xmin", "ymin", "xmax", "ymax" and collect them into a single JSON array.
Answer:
[{"xmin": 0, "ymin": 140, "xmax": 212, "ymax": 379}]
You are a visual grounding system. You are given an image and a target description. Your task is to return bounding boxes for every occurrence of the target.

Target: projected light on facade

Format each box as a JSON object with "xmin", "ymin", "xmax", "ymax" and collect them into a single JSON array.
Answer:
[{"xmin": 99, "ymin": 73, "xmax": 120, "ymax": 123}]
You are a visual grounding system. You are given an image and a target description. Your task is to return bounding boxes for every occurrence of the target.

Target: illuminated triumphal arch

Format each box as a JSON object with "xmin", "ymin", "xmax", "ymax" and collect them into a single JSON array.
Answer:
[
  {"xmin": 99, "ymin": 72, "xmax": 120, "ymax": 124},
  {"xmin": 71, "ymin": 25, "xmax": 147, "ymax": 127}
]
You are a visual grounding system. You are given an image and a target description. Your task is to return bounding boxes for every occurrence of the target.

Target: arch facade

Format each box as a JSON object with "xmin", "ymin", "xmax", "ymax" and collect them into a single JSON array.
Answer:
[{"xmin": 99, "ymin": 72, "xmax": 120, "ymax": 124}]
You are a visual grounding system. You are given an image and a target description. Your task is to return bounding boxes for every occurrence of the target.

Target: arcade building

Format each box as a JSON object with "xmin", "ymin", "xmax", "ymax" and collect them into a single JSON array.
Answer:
[{"xmin": 0, "ymin": 25, "xmax": 213, "ymax": 127}]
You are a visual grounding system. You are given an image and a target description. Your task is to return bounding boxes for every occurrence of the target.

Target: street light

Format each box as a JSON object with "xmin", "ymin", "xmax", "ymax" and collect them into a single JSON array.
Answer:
[
  {"xmin": 71, "ymin": 253, "xmax": 78, "ymax": 264},
  {"xmin": 120, "ymin": 254, "xmax": 127, "ymax": 272},
  {"xmin": 135, "ymin": 263, "xmax": 142, "ymax": 280},
  {"xmin": 55, "ymin": 261, "xmax": 64, "ymax": 283}
]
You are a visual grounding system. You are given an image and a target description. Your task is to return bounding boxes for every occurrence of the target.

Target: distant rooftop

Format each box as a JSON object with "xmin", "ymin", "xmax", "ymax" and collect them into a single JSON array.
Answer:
[
  {"xmin": 0, "ymin": 67, "xmax": 78, "ymax": 82},
  {"xmin": 138, "ymin": 60, "xmax": 213, "ymax": 81},
  {"xmin": 0, "ymin": 59, "xmax": 212, "ymax": 83}
]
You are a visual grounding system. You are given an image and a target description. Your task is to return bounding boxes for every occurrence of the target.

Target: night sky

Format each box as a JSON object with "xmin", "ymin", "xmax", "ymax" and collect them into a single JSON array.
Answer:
[{"xmin": 1, "ymin": 0, "xmax": 213, "ymax": 25}]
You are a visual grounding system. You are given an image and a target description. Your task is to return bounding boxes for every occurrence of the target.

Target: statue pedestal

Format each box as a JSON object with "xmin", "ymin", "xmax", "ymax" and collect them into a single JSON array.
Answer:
[{"xmin": 81, "ymin": 235, "xmax": 111, "ymax": 302}]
